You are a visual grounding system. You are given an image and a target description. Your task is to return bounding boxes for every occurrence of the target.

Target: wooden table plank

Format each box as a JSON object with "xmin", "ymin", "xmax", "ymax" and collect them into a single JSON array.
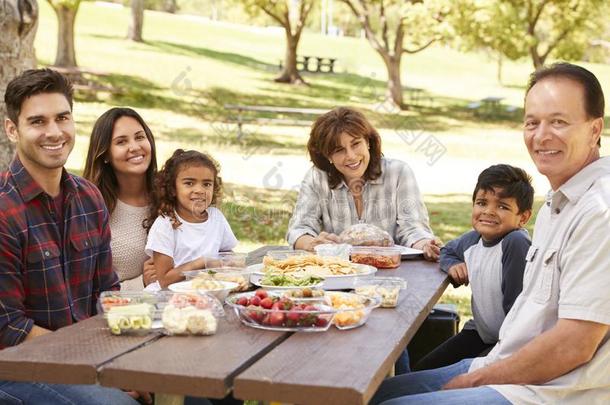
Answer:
[
  {"xmin": 98, "ymin": 310, "xmax": 291, "ymax": 398},
  {"xmin": 0, "ymin": 316, "xmax": 161, "ymax": 385},
  {"xmin": 234, "ymin": 260, "xmax": 448, "ymax": 405}
]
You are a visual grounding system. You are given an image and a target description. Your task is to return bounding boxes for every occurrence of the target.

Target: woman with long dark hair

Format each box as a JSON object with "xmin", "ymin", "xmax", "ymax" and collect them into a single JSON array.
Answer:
[{"xmin": 84, "ymin": 107, "xmax": 158, "ymax": 290}]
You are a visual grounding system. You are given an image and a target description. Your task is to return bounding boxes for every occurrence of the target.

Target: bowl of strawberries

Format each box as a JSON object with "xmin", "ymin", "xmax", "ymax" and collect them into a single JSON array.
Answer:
[{"xmin": 225, "ymin": 289, "xmax": 334, "ymax": 332}]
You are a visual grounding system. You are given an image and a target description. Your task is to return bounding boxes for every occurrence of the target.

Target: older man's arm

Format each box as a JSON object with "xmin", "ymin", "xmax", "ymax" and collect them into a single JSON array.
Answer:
[{"xmin": 444, "ymin": 318, "xmax": 608, "ymax": 389}]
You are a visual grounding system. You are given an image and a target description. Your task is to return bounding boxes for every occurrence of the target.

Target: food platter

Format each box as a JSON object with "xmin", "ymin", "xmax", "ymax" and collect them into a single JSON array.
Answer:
[{"xmin": 248, "ymin": 263, "xmax": 376, "ymax": 290}]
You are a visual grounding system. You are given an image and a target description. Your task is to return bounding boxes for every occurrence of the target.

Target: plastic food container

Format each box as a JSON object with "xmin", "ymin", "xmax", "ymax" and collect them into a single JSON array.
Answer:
[
  {"xmin": 226, "ymin": 290, "xmax": 334, "ymax": 332},
  {"xmin": 353, "ymin": 277, "xmax": 407, "ymax": 308},
  {"xmin": 203, "ymin": 252, "xmax": 248, "ymax": 268},
  {"xmin": 98, "ymin": 291, "xmax": 158, "ymax": 335},
  {"xmin": 326, "ymin": 291, "xmax": 380, "ymax": 330},
  {"xmin": 159, "ymin": 292, "xmax": 224, "ymax": 336},
  {"xmin": 184, "ymin": 267, "xmax": 253, "ymax": 292},
  {"xmin": 314, "ymin": 243, "xmax": 352, "ymax": 261},
  {"xmin": 264, "ymin": 249, "xmax": 309, "ymax": 261},
  {"xmin": 350, "ymin": 246, "xmax": 402, "ymax": 269},
  {"xmin": 167, "ymin": 279, "xmax": 239, "ymax": 302}
]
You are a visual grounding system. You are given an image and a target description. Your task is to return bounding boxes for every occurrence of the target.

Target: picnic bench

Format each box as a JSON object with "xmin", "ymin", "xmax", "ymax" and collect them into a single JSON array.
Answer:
[
  {"xmin": 403, "ymin": 86, "xmax": 433, "ymax": 107},
  {"xmin": 279, "ymin": 56, "xmax": 338, "ymax": 73},
  {"xmin": 224, "ymin": 104, "xmax": 329, "ymax": 137},
  {"xmin": 0, "ymin": 246, "xmax": 449, "ymax": 405}
]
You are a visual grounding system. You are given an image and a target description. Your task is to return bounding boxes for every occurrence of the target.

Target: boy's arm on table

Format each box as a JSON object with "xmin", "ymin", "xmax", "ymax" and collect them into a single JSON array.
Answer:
[
  {"xmin": 444, "ymin": 318, "xmax": 608, "ymax": 388},
  {"xmin": 440, "ymin": 230, "xmax": 479, "ymax": 287},
  {"xmin": 500, "ymin": 230, "xmax": 531, "ymax": 314}
]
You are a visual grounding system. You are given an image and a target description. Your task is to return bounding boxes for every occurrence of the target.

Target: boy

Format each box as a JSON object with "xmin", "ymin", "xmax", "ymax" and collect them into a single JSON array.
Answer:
[{"xmin": 414, "ymin": 164, "xmax": 534, "ymax": 371}]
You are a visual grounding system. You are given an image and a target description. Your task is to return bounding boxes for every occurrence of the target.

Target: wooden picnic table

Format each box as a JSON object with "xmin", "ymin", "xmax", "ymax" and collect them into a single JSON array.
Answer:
[{"xmin": 0, "ymin": 246, "xmax": 448, "ymax": 404}]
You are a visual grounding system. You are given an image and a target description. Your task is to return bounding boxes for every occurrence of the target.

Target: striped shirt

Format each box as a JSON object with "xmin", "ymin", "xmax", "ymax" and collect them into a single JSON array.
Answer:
[
  {"xmin": 287, "ymin": 158, "xmax": 434, "ymax": 247},
  {"xmin": 0, "ymin": 157, "xmax": 119, "ymax": 348}
]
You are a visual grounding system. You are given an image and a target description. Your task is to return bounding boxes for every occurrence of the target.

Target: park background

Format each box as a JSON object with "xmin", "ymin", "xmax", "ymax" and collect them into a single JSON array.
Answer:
[{"xmin": 3, "ymin": 0, "xmax": 610, "ymax": 322}]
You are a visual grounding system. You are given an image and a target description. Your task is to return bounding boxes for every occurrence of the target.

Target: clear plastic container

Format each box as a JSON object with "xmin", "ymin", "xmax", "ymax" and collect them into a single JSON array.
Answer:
[
  {"xmin": 264, "ymin": 249, "xmax": 309, "ymax": 261},
  {"xmin": 314, "ymin": 243, "xmax": 352, "ymax": 261},
  {"xmin": 159, "ymin": 292, "xmax": 224, "ymax": 336},
  {"xmin": 226, "ymin": 290, "xmax": 334, "ymax": 332},
  {"xmin": 326, "ymin": 291, "xmax": 381, "ymax": 330},
  {"xmin": 203, "ymin": 252, "xmax": 248, "ymax": 269},
  {"xmin": 183, "ymin": 267, "xmax": 253, "ymax": 292},
  {"xmin": 98, "ymin": 291, "xmax": 158, "ymax": 335},
  {"xmin": 167, "ymin": 279, "xmax": 239, "ymax": 302},
  {"xmin": 350, "ymin": 246, "xmax": 402, "ymax": 269},
  {"xmin": 352, "ymin": 277, "xmax": 407, "ymax": 308}
]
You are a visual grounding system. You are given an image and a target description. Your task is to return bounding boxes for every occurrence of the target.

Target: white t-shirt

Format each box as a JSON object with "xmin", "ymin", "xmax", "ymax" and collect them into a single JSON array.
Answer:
[
  {"xmin": 470, "ymin": 157, "xmax": 610, "ymax": 404},
  {"xmin": 144, "ymin": 207, "xmax": 238, "ymax": 291}
]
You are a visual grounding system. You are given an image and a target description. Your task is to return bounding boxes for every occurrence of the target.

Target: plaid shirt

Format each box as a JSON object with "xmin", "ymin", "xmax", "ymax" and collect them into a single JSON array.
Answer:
[
  {"xmin": 287, "ymin": 158, "xmax": 434, "ymax": 247},
  {"xmin": 0, "ymin": 157, "xmax": 119, "ymax": 348}
]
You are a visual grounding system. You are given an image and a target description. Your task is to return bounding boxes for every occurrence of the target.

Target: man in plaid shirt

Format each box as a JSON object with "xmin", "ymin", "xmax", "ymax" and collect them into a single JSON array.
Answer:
[{"xmin": 0, "ymin": 69, "xmax": 138, "ymax": 404}]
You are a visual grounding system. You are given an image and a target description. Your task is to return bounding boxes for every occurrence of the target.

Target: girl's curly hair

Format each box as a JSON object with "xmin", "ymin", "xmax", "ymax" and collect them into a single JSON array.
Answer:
[{"xmin": 145, "ymin": 149, "xmax": 223, "ymax": 230}]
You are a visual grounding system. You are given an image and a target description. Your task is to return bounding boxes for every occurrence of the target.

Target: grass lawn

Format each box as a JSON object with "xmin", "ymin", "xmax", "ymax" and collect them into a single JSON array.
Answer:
[{"xmin": 34, "ymin": 2, "xmax": 598, "ymax": 322}]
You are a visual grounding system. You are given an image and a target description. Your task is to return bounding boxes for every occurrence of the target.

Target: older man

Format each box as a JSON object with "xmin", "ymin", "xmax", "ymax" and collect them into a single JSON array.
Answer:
[{"xmin": 371, "ymin": 62, "xmax": 610, "ymax": 404}]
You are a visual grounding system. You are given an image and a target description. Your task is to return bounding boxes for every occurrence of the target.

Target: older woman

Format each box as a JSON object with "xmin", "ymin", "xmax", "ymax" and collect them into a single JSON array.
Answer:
[
  {"xmin": 287, "ymin": 107, "xmax": 440, "ymax": 261},
  {"xmin": 83, "ymin": 108, "xmax": 158, "ymax": 290}
]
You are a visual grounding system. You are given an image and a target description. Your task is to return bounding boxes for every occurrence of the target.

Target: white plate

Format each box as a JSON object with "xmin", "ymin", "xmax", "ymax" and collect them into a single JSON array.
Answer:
[
  {"xmin": 248, "ymin": 263, "xmax": 376, "ymax": 290},
  {"xmin": 398, "ymin": 246, "xmax": 424, "ymax": 259}
]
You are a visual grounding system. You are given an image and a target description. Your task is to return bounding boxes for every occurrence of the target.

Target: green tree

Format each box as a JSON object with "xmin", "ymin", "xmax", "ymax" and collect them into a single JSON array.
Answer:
[
  {"xmin": 47, "ymin": 0, "xmax": 80, "ymax": 67},
  {"xmin": 241, "ymin": 0, "xmax": 314, "ymax": 84},
  {"xmin": 452, "ymin": 0, "xmax": 608, "ymax": 69},
  {"xmin": 341, "ymin": 0, "xmax": 451, "ymax": 109}
]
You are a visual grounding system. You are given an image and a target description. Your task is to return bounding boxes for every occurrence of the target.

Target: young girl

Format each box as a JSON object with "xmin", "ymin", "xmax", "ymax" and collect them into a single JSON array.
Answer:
[{"xmin": 144, "ymin": 149, "xmax": 238, "ymax": 291}]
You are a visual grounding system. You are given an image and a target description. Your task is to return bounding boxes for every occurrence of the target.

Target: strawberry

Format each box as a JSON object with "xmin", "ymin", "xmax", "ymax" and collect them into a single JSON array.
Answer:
[
  {"xmin": 269, "ymin": 311, "xmax": 285, "ymax": 326},
  {"xmin": 260, "ymin": 297, "xmax": 273, "ymax": 309},
  {"xmin": 255, "ymin": 289, "xmax": 268, "ymax": 299}
]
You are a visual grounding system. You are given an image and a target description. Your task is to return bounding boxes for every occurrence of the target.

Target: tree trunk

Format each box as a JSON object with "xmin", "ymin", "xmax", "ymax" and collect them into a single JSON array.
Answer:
[
  {"xmin": 51, "ymin": 2, "xmax": 79, "ymax": 67},
  {"xmin": 497, "ymin": 53, "xmax": 503, "ymax": 84},
  {"xmin": 0, "ymin": 0, "xmax": 39, "ymax": 170},
  {"xmin": 530, "ymin": 46, "xmax": 544, "ymax": 69},
  {"xmin": 163, "ymin": 0, "xmax": 177, "ymax": 14},
  {"xmin": 275, "ymin": 33, "xmax": 306, "ymax": 84},
  {"xmin": 381, "ymin": 54, "xmax": 404, "ymax": 109},
  {"xmin": 128, "ymin": 0, "xmax": 144, "ymax": 42}
]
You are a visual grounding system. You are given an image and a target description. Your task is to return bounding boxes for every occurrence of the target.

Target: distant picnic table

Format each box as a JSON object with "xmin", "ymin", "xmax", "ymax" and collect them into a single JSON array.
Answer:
[
  {"xmin": 0, "ymin": 246, "xmax": 448, "ymax": 405},
  {"xmin": 468, "ymin": 96, "xmax": 510, "ymax": 116},
  {"xmin": 224, "ymin": 104, "xmax": 330, "ymax": 137},
  {"xmin": 279, "ymin": 55, "xmax": 338, "ymax": 73}
]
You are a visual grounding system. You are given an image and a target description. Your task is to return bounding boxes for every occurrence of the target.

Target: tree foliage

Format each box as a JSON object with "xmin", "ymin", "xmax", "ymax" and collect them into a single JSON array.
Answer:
[
  {"xmin": 341, "ymin": 0, "xmax": 452, "ymax": 108},
  {"xmin": 452, "ymin": 0, "xmax": 609, "ymax": 68}
]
